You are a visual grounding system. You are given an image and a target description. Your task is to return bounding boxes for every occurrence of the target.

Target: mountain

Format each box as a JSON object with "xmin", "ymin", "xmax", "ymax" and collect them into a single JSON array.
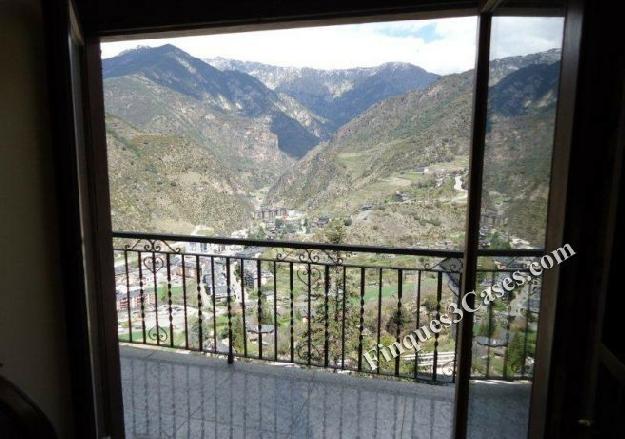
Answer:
[
  {"xmin": 105, "ymin": 44, "xmax": 561, "ymax": 245},
  {"xmin": 106, "ymin": 115, "xmax": 252, "ymax": 234},
  {"xmin": 102, "ymin": 45, "xmax": 308, "ymax": 234},
  {"xmin": 103, "ymin": 72, "xmax": 291, "ymax": 190},
  {"xmin": 488, "ymin": 61, "xmax": 560, "ymax": 116},
  {"xmin": 267, "ymin": 52, "xmax": 561, "ymax": 247},
  {"xmin": 103, "ymin": 45, "xmax": 439, "ymax": 235},
  {"xmin": 103, "ymin": 45, "xmax": 329, "ymax": 159},
  {"xmin": 207, "ymin": 58, "xmax": 439, "ymax": 130},
  {"xmin": 488, "ymin": 48, "xmax": 562, "ymax": 84}
]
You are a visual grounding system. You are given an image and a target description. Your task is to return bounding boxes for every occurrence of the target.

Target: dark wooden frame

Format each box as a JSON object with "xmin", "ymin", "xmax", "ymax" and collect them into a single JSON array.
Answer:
[
  {"xmin": 532, "ymin": 1, "xmax": 625, "ymax": 437},
  {"xmin": 453, "ymin": 6, "xmax": 493, "ymax": 438},
  {"xmin": 43, "ymin": 2, "xmax": 97, "ymax": 437},
  {"xmin": 49, "ymin": 0, "xmax": 582, "ymax": 437},
  {"xmin": 82, "ymin": 36, "xmax": 126, "ymax": 439},
  {"xmin": 528, "ymin": 0, "xmax": 583, "ymax": 436},
  {"xmin": 76, "ymin": 0, "xmax": 566, "ymax": 39},
  {"xmin": 43, "ymin": 1, "xmax": 124, "ymax": 437}
]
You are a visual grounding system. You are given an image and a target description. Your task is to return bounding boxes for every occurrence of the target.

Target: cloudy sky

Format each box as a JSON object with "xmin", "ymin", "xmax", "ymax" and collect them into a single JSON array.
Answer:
[{"xmin": 101, "ymin": 16, "xmax": 564, "ymax": 75}]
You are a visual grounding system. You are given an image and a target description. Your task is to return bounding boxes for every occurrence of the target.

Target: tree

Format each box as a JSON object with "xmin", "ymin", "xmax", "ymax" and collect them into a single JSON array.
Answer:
[
  {"xmin": 476, "ymin": 311, "xmax": 496, "ymax": 338},
  {"xmin": 324, "ymin": 219, "xmax": 347, "ymax": 244},
  {"xmin": 385, "ymin": 307, "xmax": 412, "ymax": 336},
  {"xmin": 489, "ymin": 231, "xmax": 511, "ymax": 249},
  {"xmin": 218, "ymin": 314, "xmax": 244, "ymax": 354},
  {"xmin": 250, "ymin": 226, "xmax": 266, "ymax": 240},
  {"xmin": 295, "ymin": 220, "xmax": 362, "ymax": 366},
  {"xmin": 253, "ymin": 289, "xmax": 274, "ymax": 325},
  {"xmin": 189, "ymin": 315, "xmax": 210, "ymax": 350},
  {"xmin": 422, "ymin": 295, "xmax": 439, "ymax": 314},
  {"xmin": 506, "ymin": 332, "xmax": 526, "ymax": 375}
]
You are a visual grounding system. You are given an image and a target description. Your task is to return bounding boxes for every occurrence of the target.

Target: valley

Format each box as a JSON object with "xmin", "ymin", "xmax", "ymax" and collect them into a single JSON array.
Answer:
[{"xmin": 104, "ymin": 45, "xmax": 561, "ymax": 250}]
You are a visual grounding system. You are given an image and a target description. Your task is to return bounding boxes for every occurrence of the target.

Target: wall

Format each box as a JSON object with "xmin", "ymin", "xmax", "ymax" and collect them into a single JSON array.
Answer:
[{"xmin": 0, "ymin": 0, "xmax": 75, "ymax": 436}]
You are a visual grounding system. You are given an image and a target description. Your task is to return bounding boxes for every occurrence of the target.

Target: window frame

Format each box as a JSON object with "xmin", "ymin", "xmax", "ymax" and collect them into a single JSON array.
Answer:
[{"xmin": 51, "ymin": 1, "xmax": 579, "ymax": 437}]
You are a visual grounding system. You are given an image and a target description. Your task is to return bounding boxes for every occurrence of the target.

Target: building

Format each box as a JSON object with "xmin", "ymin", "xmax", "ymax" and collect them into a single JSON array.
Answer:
[
  {"xmin": 169, "ymin": 256, "xmax": 199, "ymax": 279},
  {"xmin": 315, "ymin": 215, "xmax": 330, "ymax": 226},
  {"xmin": 115, "ymin": 287, "xmax": 152, "ymax": 312},
  {"xmin": 480, "ymin": 207, "xmax": 508, "ymax": 229},
  {"xmin": 254, "ymin": 207, "xmax": 288, "ymax": 221},
  {"xmin": 245, "ymin": 324, "xmax": 275, "ymax": 335},
  {"xmin": 186, "ymin": 241, "xmax": 226, "ymax": 254}
]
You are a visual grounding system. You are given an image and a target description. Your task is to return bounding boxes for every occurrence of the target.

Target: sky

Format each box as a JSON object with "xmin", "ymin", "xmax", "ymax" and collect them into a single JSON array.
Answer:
[{"xmin": 101, "ymin": 16, "xmax": 564, "ymax": 75}]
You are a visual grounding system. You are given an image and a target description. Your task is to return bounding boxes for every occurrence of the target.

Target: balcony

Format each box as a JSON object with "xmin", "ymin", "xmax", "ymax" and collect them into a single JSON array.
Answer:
[
  {"xmin": 114, "ymin": 232, "xmax": 542, "ymax": 438},
  {"xmin": 121, "ymin": 345, "xmax": 531, "ymax": 438}
]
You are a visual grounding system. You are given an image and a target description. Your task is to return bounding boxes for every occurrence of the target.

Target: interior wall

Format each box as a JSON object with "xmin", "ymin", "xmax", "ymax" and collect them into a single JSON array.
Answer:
[{"xmin": 0, "ymin": 0, "xmax": 75, "ymax": 436}]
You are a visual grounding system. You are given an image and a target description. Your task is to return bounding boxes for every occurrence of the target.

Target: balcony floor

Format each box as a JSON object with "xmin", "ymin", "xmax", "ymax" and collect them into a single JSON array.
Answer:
[{"xmin": 120, "ymin": 345, "xmax": 530, "ymax": 438}]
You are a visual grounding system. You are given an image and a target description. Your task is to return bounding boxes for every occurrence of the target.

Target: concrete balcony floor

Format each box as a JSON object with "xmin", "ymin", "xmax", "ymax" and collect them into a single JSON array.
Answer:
[{"xmin": 120, "ymin": 345, "xmax": 530, "ymax": 438}]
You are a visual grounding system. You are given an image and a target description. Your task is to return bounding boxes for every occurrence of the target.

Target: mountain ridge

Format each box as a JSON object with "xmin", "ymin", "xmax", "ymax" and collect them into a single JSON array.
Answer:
[
  {"xmin": 104, "ymin": 44, "xmax": 330, "ymax": 158},
  {"xmin": 266, "ymin": 53, "xmax": 561, "ymax": 246},
  {"xmin": 104, "ymin": 45, "xmax": 561, "ymax": 246},
  {"xmin": 206, "ymin": 57, "xmax": 440, "ymax": 129}
]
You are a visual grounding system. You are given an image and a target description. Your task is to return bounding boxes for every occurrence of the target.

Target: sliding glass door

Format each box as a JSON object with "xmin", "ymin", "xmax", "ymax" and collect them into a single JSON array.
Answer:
[{"xmin": 462, "ymin": 6, "xmax": 566, "ymax": 439}]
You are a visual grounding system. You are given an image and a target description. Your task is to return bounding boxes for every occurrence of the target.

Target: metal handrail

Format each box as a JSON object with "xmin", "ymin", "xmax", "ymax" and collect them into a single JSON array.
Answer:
[
  {"xmin": 112, "ymin": 230, "xmax": 543, "ymax": 382},
  {"xmin": 112, "ymin": 230, "xmax": 544, "ymax": 258}
]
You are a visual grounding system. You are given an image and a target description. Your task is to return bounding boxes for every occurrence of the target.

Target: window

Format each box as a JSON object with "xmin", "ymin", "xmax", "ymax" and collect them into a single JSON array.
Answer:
[{"xmin": 53, "ymin": 1, "xmax": 581, "ymax": 437}]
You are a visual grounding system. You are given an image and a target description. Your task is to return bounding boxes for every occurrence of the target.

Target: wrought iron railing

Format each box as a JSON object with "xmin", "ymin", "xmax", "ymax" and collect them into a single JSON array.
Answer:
[{"xmin": 113, "ymin": 231, "xmax": 542, "ymax": 382}]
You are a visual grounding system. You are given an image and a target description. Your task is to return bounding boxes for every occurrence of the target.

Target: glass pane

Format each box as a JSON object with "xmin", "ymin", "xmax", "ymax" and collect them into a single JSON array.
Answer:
[
  {"xmin": 468, "ymin": 14, "xmax": 565, "ymax": 439},
  {"xmin": 479, "ymin": 16, "xmax": 564, "ymax": 251},
  {"xmin": 101, "ymin": 18, "xmax": 481, "ymax": 250},
  {"xmin": 103, "ymin": 17, "xmax": 481, "ymax": 439}
]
